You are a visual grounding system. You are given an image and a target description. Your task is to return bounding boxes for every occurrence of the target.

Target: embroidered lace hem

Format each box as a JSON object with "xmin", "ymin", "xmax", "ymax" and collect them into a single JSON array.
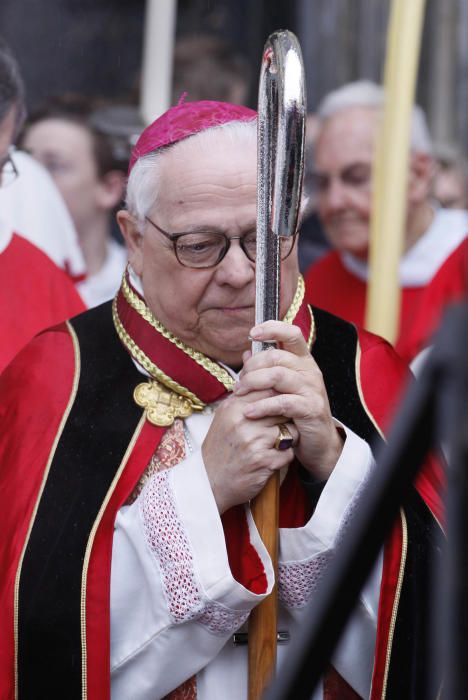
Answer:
[{"xmin": 140, "ymin": 471, "xmax": 249, "ymax": 634}]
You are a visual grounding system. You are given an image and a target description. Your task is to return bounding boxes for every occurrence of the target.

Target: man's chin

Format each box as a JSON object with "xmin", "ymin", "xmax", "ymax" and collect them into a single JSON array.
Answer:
[
  {"xmin": 346, "ymin": 245, "xmax": 369, "ymax": 260},
  {"xmin": 332, "ymin": 232, "xmax": 370, "ymax": 259},
  {"xmin": 193, "ymin": 309, "xmax": 257, "ymax": 364}
]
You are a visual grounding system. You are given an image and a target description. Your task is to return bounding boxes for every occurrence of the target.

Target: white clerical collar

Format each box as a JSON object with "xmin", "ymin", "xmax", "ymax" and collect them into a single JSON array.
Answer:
[
  {"xmin": 340, "ymin": 252, "xmax": 368, "ymax": 281},
  {"xmin": 0, "ymin": 216, "xmax": 13, "ymax": 254},
  {"xmin": 341, "ymin": 205, "xmax": 468, "ymax": 287}
]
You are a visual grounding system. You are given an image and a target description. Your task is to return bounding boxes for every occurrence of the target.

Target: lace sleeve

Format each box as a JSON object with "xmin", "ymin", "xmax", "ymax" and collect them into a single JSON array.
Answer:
[{"xmin": 140, "ymin": 470, "xmax": 250, "ymax": 634}]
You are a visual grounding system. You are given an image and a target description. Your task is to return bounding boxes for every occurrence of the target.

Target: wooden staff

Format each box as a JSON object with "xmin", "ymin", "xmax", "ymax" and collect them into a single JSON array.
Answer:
[
  {"xmin": 365, "ymin": 0, "xmax": 427, "ymax": 343},
  {"xmin": 248, "ymin": 30, "xmax": 306, "ymax": 700}
]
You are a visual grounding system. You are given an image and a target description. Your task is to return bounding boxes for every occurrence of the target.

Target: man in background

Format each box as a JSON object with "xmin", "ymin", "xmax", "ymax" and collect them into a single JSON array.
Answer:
[
  {"xmin": 20, "ymin": 95, "xmax": 128, "ymax": 307},
  {"xmin": 0, "ymin": 148, "xmax": 86, "ymax": 280},
  {"xmin": 304, "ymin": 81, "xmax": 467, "ymax": 364},
  {"xmin": 0, "ymin": 39, "xmax": 84, "ymax": 372}
]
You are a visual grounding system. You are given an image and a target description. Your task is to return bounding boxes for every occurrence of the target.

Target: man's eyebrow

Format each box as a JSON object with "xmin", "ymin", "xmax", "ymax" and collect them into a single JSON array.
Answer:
[
  {"xmin": 182, "ymin": 224, "xmax": 226, "ymax": 234},
  {"xmin": 178, "ymin": 223, "xmax": 257, "ymax": 235},
  {"xmin": 312, "ymin": 161, "xmax": 372, "ymax": 176}
]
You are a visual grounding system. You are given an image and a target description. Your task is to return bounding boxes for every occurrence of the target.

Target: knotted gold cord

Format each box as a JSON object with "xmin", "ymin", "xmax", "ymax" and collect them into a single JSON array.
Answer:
[{"xmin": 113, "ymin": 273, "xmax": 313, "ymax": 408}]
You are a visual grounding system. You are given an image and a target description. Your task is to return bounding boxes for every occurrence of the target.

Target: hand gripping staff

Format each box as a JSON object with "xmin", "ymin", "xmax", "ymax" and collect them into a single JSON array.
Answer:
[{"xmin": 248, "ymin": 30, "xmax": 306, "ymax": 700}]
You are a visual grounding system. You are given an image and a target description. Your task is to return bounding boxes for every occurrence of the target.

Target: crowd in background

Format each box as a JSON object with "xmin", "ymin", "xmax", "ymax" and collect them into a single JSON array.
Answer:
[
  {"xmin": 0, "ymin": 24, "xmax": 466, "ymax": 700},
  {"xmin": 1, "ymin": 30, "xmax": 466, "ymax": 374}
]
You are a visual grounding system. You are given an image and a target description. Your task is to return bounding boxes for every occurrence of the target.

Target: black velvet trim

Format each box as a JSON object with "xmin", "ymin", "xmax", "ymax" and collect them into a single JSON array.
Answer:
[
  {"xmin": 298, "ymin": 308, "xmax": 383, "ymax": 514},
  {"xmin": 311, "ymin": 306, "xmax": 383, "ymax": 450},
  {"xmin": 17, "ymin": 302, "xmax": 143, "ymax": 699},
  {"xmin": 385, "ymin": 491, "xmax": 444, "ymax": 699}
]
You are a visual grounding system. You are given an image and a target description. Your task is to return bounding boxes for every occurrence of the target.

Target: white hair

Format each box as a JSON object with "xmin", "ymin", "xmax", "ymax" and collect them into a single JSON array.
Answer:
[
  {"xmin": 126, "ymin": 118, "xmax": 257, "ymax": 230},
  {"xmin": 317, "ymin": 80, "xmax": 433, "ymax": 155}
]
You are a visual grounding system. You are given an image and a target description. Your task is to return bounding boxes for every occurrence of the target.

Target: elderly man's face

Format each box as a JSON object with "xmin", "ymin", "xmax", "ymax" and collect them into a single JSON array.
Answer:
[
  {"xmin": 119, "ymin": 135, "xmax": 299, "ymax": 366},
  {"xmin": 313, "ymin": 107, "xmax": 379, "ymax": 260}
]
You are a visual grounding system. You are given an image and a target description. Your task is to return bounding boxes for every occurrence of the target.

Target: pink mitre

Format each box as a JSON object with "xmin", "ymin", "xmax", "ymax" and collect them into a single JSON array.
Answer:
[{"xmin": 129, "ymin": 97, "xmax": 257, "ymax": 173}]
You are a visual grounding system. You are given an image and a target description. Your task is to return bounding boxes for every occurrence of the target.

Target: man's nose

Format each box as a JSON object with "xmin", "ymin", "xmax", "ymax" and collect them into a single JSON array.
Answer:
[{"xmin": 215, "ymin": 239, "xmax": 255, "ymax": 286}]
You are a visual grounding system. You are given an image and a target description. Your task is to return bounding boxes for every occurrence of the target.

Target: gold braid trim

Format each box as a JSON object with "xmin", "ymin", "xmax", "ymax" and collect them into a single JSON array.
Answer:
[
  {"xmin": 112, "ymin": 297, "xmax": 206, "ymax": 409},
  {"xmin": 121, "ymin": 274, "xmax": 235, "ymax": 391},
  {"xmin": 283, "ymin": 274, "xmax": 305, "ymax": 324},
  {"xmin": 280, "ymin": 275, "xmax": 315, "ymax": 350},
  {"xmin": 115, "ymin": 272, "xmax": 311, "ymax": 401},
  {"xmin": 306, "ymin": 304, "xmax": 316, "ymax": 349}
]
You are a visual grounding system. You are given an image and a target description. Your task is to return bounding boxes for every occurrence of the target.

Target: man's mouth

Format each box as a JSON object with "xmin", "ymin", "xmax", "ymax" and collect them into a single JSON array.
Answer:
[
  {"xmin": 207, "ymin": 304, "xmax": 254, "ymax": 315},
  {"xmin": 219, "ymin": 305, "xmax": 253, "ymax": 312}
]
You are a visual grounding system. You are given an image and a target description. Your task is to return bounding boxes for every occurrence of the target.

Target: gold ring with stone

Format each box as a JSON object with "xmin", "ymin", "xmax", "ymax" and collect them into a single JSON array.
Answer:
[{"xmin": 274, "ymin": 424, "xmax": 294, "ymax": 451}]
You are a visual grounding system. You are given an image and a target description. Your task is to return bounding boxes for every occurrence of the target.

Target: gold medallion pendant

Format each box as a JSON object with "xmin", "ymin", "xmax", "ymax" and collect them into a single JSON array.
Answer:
[{"xmin": 134, "ymin": 380, "xmax": 201, "ymax": 426}]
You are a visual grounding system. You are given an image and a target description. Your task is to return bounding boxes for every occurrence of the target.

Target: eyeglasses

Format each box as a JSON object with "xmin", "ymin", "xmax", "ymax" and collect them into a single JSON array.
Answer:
[
  {"xmin": 0, "ymin": 151, "xmax": 18, "ymax": 188},
  {"xmin": 145, "ymin": 216, "xmax": 297, "ymax": 269},
  {"xmin": 306, "ymin": 162, "xmax": 372, "ymax": 195}
]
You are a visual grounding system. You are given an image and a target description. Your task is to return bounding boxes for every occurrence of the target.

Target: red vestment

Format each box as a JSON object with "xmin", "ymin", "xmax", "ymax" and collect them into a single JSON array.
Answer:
[
  {"xmin": 405, "ymin": 237, "xmax": 468, "ymax": 360},
  {"xmin": 305, "ymin": 237, "xmax": 467, "ymax": 363},
  {"xmin": 0, "ymin": 280, "xmax": 443, "ymax": 699},
  {"xmin": 0, "ymin": 233, "xmax": 85, "ymax": 373}
]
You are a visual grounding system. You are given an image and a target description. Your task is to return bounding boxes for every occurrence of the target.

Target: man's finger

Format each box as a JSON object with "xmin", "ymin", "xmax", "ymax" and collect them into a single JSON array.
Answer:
[
  {"xmin": 249, "ymin": 320, "xmax": 310, "ymax": 357},
  {"xmin": 235, "ymin": 365, "xmax": 304, "ymax": 397}
]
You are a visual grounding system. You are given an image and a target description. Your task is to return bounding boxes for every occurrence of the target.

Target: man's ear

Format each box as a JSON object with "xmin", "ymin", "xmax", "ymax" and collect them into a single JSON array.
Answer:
[
  {"xmin": 96, "ymin": 171, "xmax": 126, "ymax": 210},
  {"xmin": 408, "ymin": 152, "xmax": 436, "ymax": 204},
  {"xmin": 117, "ymin": 210, "xmax": 144, "ymax": 275}
]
